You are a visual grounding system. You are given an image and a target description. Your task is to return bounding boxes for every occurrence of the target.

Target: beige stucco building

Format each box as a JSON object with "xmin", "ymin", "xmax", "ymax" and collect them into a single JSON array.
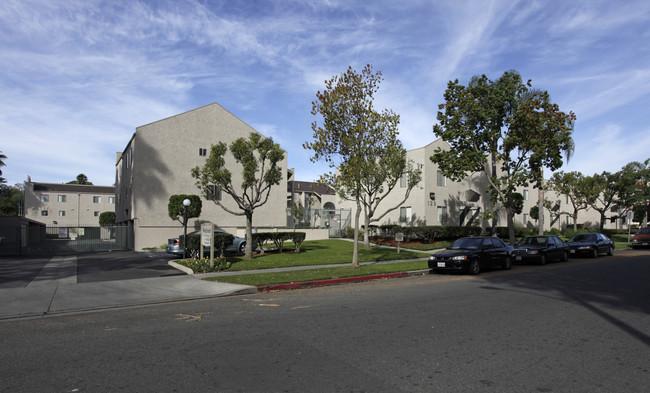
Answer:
[
  {"xmin": 24, "ymin": 179, "xmax": 115, "ymax": 227},
  {"xmin": 115, "ymin": 103, "xmax": 288, "ymax": 251},
  {"xmin": 335, "ymin": 138, "xmax": 629, "ymax": 232}
]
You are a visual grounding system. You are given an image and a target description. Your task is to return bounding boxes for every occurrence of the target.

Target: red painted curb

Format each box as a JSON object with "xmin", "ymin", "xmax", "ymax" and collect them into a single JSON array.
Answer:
[{"xmin": 257, "ymin": 271, "xmax": 409, "ymax": 292}]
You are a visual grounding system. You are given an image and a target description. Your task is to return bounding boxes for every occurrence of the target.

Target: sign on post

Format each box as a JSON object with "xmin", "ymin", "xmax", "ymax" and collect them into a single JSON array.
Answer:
[
  {"xmin": 395, "ymin": 232, "xmax": 404, "ymax": 254},
  {"xmin": 200, "ymin": 223, "xmax": 214, "ymax": 261}
]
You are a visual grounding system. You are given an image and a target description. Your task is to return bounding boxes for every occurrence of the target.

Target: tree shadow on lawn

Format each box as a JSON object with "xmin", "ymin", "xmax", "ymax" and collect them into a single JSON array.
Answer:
[{"xmin": 480, "ymin": 256, "xmax": 650, "ymax": 347}]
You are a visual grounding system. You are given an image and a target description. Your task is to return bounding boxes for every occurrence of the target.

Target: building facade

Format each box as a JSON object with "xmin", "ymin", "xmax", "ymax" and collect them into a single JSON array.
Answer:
[
  {"xmin": 24, "ymin": 179, "xmax": 115, "ymax": 227},
  {"xmin": 335, "ymin": 138, "xmax": 629, "ymax": 232},
  {"xmin": 115, "ymin": 103, "xmax": 288, "ymax": 251}
]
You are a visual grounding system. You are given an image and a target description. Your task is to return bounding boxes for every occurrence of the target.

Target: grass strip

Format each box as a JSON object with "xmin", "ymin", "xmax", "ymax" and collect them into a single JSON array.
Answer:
[{"xmin": 204, "ymin": 260, "xmax": 429, "ymax": 286}]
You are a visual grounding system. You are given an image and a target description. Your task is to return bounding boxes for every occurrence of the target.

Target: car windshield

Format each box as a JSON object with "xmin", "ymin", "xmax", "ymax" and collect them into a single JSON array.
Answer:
[
  {"xmin": 570, "ymin": 234, "xmax": 596, "ymax": 242},
  {"xmin": 518, "ymin": 237, "xmax": 547, "ymax": 246},
  {"xmin": 448, "ymin": 238, "xmax": 483, "ymax": 250},
  {"xmin": 638, "ymin": 227, "xmax": 650, "ymax": 234}
]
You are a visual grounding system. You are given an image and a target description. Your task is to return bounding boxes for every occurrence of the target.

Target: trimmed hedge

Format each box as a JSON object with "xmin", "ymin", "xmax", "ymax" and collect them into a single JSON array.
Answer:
[
  {"xmin": 252, "ymin": 232, "xmax": 307, "ymax": 253},
  {"xmin": 180, "ymin": 232, "xmax": 234, "ymax": 259}
]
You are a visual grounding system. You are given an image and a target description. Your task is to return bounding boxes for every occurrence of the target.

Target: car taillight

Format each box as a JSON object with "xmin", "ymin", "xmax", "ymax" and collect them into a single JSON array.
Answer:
[{"xmin": 174, "ymin": 240, "xmax": 179, "ymax": 246}]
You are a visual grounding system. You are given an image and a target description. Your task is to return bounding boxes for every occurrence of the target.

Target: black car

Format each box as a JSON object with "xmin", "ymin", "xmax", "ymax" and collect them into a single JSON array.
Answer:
[
  {"xmin": 513, "ymin": 235, "xmax": 569, "ymax": 265},
  {"xmin": 567, "ymin": 233, "xmax": 614, "ymax": 258},
  {"xmin": 429, "ymin": 236, "xmax": 513, "ymax": 275}
]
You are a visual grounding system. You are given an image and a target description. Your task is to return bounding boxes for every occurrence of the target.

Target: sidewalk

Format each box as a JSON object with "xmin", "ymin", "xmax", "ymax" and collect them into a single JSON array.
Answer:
[{"xmin": 0, "ymin": 255, "xmax": 258, "ymax": 320}]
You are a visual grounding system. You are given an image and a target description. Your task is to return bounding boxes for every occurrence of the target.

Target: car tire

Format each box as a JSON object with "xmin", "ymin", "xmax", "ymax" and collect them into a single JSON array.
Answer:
[
  {"xmin": 592, "ymin": 248, "xmax": 598, "ymax": 258},
  {"xmin": 239, "ymin": 242, "xmax": 246, "ymax": 255},
  {"xmin": 539, "ymin": 255, "xmax": 547, "ymax": 266},
  {"xmin": 468, "ymin": 260, "xmax": 480, "ymax": 275},
  {"xmin": 561, "ymin": 252, "xmax": 568, "ymax": 262},
  {"xmin": 502, "ymin": 256, "xmax": 512, "ymax": 270},
  {"xmin": 607, "ymin": 246, "xmax": 614, "ymax": 256}
]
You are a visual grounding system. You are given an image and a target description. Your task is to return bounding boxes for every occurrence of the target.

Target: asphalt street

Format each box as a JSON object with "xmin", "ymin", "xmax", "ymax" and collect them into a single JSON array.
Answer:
[{"xmin": 1, "ymin": 252, "xmax": 648, "ymax": 392}]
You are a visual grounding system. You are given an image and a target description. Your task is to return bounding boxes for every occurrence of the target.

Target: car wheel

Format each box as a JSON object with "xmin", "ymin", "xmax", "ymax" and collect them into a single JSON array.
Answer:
[
  {"xmin": 239, "ymin": 242, "xmax": 246, "ymax": 255},
  {"xmin": 562, "ymin": 252, "xmax": 568, "ymax": 262},
  {"xmin": 607, "ymin": 246, "xmax": 614, "ymax": 256},
  {"xmin": 468, "ymin": 260, "xmax": 480, "ymax": 275},
  {"xmin": 592, "ymin": 248, "xmax": 598, "ymax": 258},
  {"xmin": 539, "ymin": 255, "xmax": 547, "ymax": 266},
  {"xmin": 502, "ymin": 256, "xmax": 512, "ymax": 270}
]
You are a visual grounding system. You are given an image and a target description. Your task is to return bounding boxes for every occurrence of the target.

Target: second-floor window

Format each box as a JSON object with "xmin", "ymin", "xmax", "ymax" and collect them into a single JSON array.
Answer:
[
  {"xmin": 523, "ymin": 189, "xmax": 529, "ymax": 200},
  {"xmin": 93, "ymin": 196, "xmax": 101, "ymax": 203},
  {"xmin": 400, "ymin": 206, "xmax": 412, "ymax": 223},
  {"xmin": 58, "ymin": 195, "xmax": 66, "ymax": 203},
  {"xmin": 437, "ymin": 206, "xmax": 448, "ymax": 223},
  {"xmin": 109, "ymin": 196, "xmax": 115, "ymax": 204},
  {"xmin": 58, "ymin": 210, "xmax": 65, "ymax": 217},
  {"xmin": 199, "ymin": 148, "xmax": 207, "ymax": 156},
  {"xmin": 207, "ymin": 184, "xmax": 221, "ymax": 201},
  {"xmin": 40, "ymin": 194, "xmax": 49, "ymax": 202},
  {"xmin": 437, "ymin": 170, "xmax": 446, "ymax": 187}
]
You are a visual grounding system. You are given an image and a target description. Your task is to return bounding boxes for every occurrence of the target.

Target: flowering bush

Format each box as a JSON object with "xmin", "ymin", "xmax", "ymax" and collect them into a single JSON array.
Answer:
[{"xmin": 177, "ymin": 257, "xmax": 232, "ymax": 273}]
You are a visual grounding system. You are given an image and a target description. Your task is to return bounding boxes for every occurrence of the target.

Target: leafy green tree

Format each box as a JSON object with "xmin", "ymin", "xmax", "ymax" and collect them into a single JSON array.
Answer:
[
  {"xmin": 98, "ymin": 211, "xmax": 116, "ymax": 226},
  {"xmin": 305, "ymin": 64, "xmax": 421, "ymax": 266},
  {"xmin": 67, "ymin": 174, "xmax": 93, "ymax": 185},
  {"xmin": 548, "ymin": 171, "xmax": 592, "ymax": 231},
  {"xmin": 431, "ymin": 70, "xmax": 575, "ymax": 244},
  {"xmin": 168, "ymin": 194, "xmax": 202, "ymax": 226},
  {"xmin": 192, "ymin": 132, "xmax": 284, "ymax": 260},
  {"xmin": 288, "ymin": 200, "xmax": 305, "ymax": 230},
  {"xmin": 0, "ymin": 184, "xmax": 22, "ymax": 216},
  {"xmin": 583, "ymin": 171, "xmax": 622, "ymax": 232},
  {"xmin": 617, "ymin": 159, "xmax": 650, "ymax": 226}
]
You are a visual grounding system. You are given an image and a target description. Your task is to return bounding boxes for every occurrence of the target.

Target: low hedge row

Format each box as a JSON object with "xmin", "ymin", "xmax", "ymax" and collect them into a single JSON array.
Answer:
[
  {"xmin": 180, "ymin": 232, "xmax": 234, "ymax": 259},
  {"xmin": 252, "ymin": 232, "xmax": 306, "ymax": 253}
]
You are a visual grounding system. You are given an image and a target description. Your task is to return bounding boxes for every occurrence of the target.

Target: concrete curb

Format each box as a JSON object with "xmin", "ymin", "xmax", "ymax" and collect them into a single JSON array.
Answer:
[{"xmin": 168, "ymin": 260, "xmax": 194, "ymax": 275}]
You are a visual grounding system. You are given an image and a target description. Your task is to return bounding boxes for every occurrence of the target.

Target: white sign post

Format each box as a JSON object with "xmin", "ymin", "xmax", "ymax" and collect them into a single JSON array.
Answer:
[
  {"xmin": 395, "ymin": 232, "xmax": 404, "ymax": 254},
  {"xmin": 201, "ymin": 222, "xmax": 214, "ymax": 262}
]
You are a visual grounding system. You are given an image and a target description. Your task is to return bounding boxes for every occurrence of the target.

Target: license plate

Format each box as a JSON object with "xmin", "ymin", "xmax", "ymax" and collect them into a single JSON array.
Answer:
[
  {"xmin": 437, "ymin": 262, "xmax": 446, "ymax": 268},
  {"xmin": 643, "ymin": 243, "xmax": 648, "ymax": 246},
  {"xmin": 570, "ymin": 250, "xmax": 575, "ymax": 253},
  {"xmin": 516, "ymin": 256, "xmax": 522, "ymax": 261}
]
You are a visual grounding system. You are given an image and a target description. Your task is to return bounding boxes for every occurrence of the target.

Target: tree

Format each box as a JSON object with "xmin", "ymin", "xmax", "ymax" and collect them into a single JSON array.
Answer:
[
  {"xmin": 0, "ymin": 151, "xmax": 6, "ymax": 184},
  {"xmin": 67, "ymin": 174, "xmax": 93, "ymax": 185},
  {"xmin": 431, "ymin": 70, "xmax": 575, "ymax": 244},
  {"xmin": 0, "ymin": 184, "xmax": 22, "ymax": 216},
  {"xmin": 305, "ymin": 64, "xmax": 420, "ymax": 266},
  {"xmin": 168, "ymin": 194, "xmax": 202, "ymax": 226},
  {"xmin": 98, "ymin": 211, "xmax": 116, "ymax": 227},
  {"xmin": 583, "ymin": 171, "xmax": 621, "ymax": 232},
  {"xmin": 619, "ymin": 159, "xmax": 650, "ymax": 226},
  {"xmin": 192, "ymin": 132, "xmax": 284, "ymax": 260},
  {"xmin": 548, "ymin": 171, "xmax": 592, "ymax": 231}
]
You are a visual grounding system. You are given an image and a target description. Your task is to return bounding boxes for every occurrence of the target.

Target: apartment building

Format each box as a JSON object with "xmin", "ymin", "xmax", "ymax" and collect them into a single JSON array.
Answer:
[
  {"xmin": 24, "ymin": 179, "xmax": 115, "ymax": 227},
  {"xmin": 115, "ymin": 103, "xmax": 288, "ymax": 251}
]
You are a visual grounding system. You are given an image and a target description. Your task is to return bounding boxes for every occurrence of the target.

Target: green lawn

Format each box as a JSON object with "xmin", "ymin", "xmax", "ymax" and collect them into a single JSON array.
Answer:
[{"xmin": 223, "ymin": 239, "xmax": 428, "ymax": 272}]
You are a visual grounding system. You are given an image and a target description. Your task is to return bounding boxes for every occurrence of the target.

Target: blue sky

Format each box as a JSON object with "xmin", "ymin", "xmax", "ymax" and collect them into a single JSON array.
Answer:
[{"xmin": 1, "ymin": 0, "xmax": 649, "ymax": 187}]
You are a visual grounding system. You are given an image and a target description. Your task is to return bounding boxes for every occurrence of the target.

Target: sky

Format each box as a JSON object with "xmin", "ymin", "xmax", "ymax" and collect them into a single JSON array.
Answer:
[{"xmin": 1, "ymin": 0, "xmax": 649, "ymax": 187}]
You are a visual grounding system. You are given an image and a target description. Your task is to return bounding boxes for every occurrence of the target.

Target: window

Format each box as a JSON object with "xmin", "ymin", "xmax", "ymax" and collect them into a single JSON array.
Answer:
[
  {"xmin": 58, "ymin": 195, "xmax": 66, "ymax": 203},
  {"xmin": 93, "ymin": 196, "xmax": 101, "ymax": 203},
  {"xmin": 399, "ymin": 206, "xmax": 412, "ymax": 223},
  {"xmin": 109, "ymin": 197, "xmax": 115, "ymax": 204},
  {"xmin": 94, "ymin": 211, "xmax": 100, "ymax": 217},
  {"xmin": 567, "ymin": 216, "xmax": 573, "ymax": 226},
  {"xmin": 41, "ymin": 210, "xmax": 48, "ymax": 216},
  {"xmin": 400, "ymin": 173, "xmax": 407, "ymax": 188},
  {"xmin": 523, "ymin": 189, "xmax": 529, "ymax": 201},
  {"xmin": 199, "ymin": 148, "xmax": 207, "ymax": 156},
  {"xmin": 58, "ymin": 210, "xmax": 65, "ymax": 217},
  {"xmin": 207, "ymin": 184, "xmax": 221, "ymax": 201},
  {"xmin": 437, "ymin": 170, "xmax": 446, "ymax": 187},
  {"xmin": 523, "ymin": 213, "xmax": 529, "ymax": 223},
  {"xmin": 437, "ymin": 206, "xmax": 448, "ymax": 223},
  {"xmin": 40, "ymin": 194, "xmax": 49, "ymax": 202}
]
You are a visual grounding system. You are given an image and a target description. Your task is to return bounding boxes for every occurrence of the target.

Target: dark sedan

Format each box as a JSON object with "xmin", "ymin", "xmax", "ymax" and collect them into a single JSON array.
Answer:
[
  {"xmin": 567, "ymin": 233, "xmax": 614, "ymax": 258},
  {"xmin": 429, "ymin": 236, "xmax": 513, "ymax": 275},
  {"xmin": 513, "ymin": 235, "xmax": 569, "ymax": 265}
]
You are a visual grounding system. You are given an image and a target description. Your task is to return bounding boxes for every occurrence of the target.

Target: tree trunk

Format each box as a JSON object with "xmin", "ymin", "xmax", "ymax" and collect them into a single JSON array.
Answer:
[
  {"xmin": 573, "ymin": 211, "xmax": 578, "ymax": 231},
  {"xmin": 363, "ymin": 210, "xmax": 371, "ymax": 248},
  {"xmin": 538, "ymin": 187, "xmax": 544, "ymax": 235},
  {"xmin": 507, "ymin": 207, "xmax": 515, "ymax": 245},
  {"xmin": 352, "ymin": 200, "xmax": 361, "ymax": 268},
  {"xmin": 245, "ymin": 212, "xmax": 254, "ymax": 260}
]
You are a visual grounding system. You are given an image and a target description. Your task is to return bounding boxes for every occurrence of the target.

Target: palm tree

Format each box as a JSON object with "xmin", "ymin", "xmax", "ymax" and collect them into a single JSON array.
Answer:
[{"xmin": 0, "ymin": 151, "xmax": 7, "ymax": 183}]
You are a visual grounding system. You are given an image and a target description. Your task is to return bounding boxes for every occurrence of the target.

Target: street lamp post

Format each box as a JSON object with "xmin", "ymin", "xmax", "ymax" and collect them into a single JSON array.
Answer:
[{"xmin": 182, "ymin": 198, "xmax": 190, "ymax": 260}]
